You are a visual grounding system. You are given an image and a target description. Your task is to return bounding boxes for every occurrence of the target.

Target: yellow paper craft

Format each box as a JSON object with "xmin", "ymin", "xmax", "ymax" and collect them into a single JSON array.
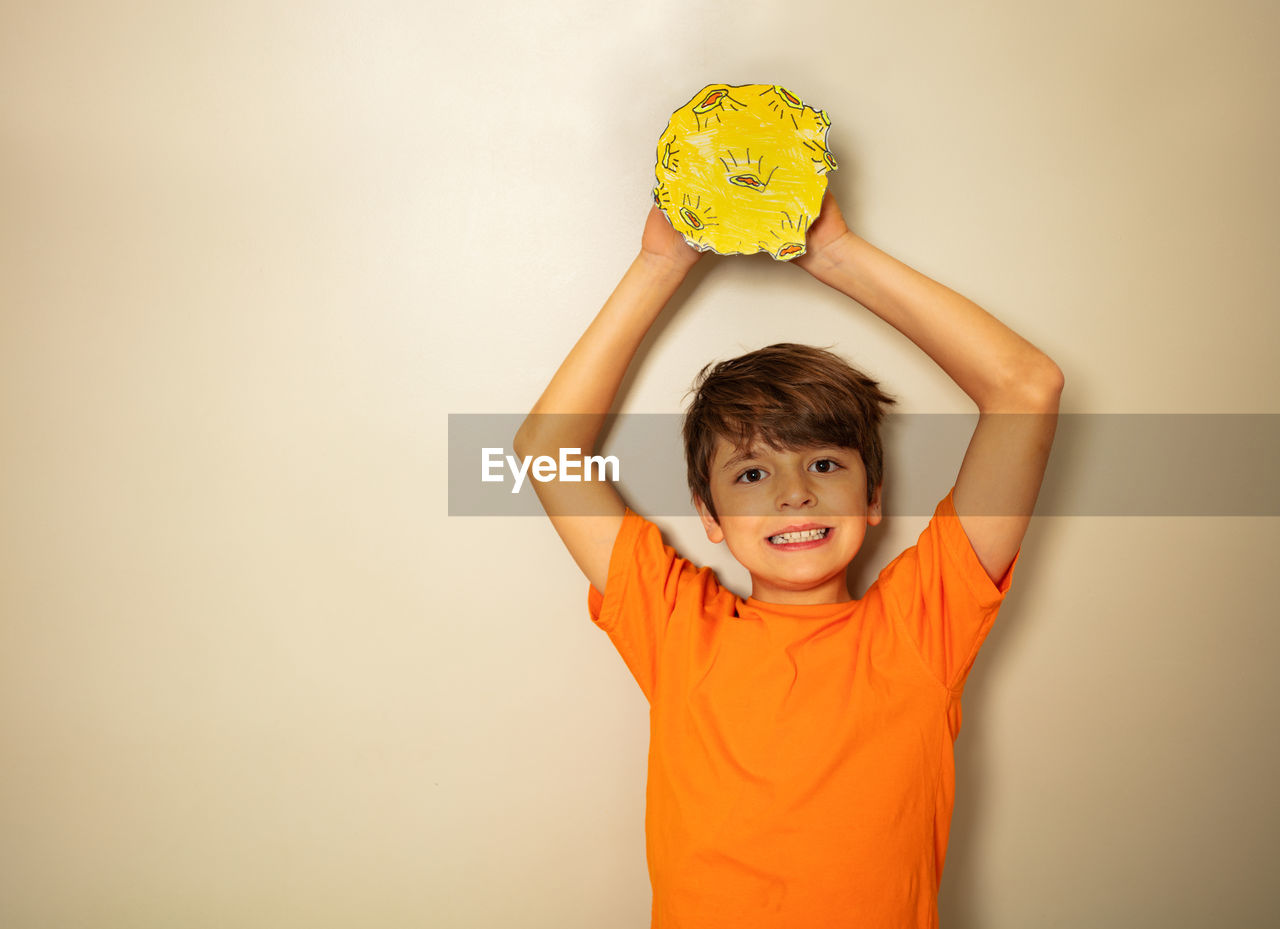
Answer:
[{"xmin": 654, "ymin": 83, "xmax": 837, "ymax": 261}]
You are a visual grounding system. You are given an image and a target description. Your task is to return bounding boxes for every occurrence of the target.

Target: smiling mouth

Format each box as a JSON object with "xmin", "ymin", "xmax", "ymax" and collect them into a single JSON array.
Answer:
[{"xmin": 768, "ymin": 527, "xmax": 830, "ymax": 545}]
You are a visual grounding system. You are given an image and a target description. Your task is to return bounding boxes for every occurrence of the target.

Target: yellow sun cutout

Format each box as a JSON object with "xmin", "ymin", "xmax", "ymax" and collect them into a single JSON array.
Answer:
[{"xmin": 653, "ymin": 83, "xmax": 837, "ymax": 261}]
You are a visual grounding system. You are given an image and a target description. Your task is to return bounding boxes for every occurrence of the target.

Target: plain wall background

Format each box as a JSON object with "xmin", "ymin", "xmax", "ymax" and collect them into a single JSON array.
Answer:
[{"xmin": 3, "ymin": 1, "xmax": 1278, "ymax": 926}]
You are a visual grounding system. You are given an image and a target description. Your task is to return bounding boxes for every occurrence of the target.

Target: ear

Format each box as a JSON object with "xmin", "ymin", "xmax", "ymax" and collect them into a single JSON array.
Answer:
[
  {"xmin": 867, "ymin": 483, "xmax": 883, "ymax": 527},
  {"xmin": 693, "ymin": 496, "xmax": 725, "ymax": 543}
]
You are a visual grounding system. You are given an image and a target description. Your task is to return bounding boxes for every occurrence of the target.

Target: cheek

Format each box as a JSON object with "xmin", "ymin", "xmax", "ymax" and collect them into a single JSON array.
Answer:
[{"xmin": 718, "ymin": 517, "xmax": 760, "ymax": 550}]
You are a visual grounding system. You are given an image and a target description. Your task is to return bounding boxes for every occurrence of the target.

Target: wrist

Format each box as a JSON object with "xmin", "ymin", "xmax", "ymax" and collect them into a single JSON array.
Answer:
[
  {"xmin": 796, "ymin": 229, "xmax": 855, "ymax": 278},
  {"xmin": 636, "ymin": 247, "xmax": 699, "ymax": 280}
]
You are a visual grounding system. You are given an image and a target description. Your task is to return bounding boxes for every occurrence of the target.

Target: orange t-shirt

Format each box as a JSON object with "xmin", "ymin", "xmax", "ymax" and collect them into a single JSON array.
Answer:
[{"xmin": 587, "ymin": 490, "xmax": 1015, "ymax": 929}]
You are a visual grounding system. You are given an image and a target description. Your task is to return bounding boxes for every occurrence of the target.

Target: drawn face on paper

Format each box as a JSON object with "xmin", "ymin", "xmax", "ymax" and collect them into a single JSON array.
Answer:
[{"xmin": 653, "ymin": 84, "xmax": 837, "ymax": 261}]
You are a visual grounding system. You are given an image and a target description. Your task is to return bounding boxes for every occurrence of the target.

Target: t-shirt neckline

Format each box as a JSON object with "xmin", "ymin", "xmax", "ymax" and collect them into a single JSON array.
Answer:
[{"xmin": 740, "ymin": 595, "xmax": 859, "ymax": 620}]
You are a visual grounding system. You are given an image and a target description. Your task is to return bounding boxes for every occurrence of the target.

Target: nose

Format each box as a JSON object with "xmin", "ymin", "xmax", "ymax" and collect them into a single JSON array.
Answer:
[{"xmin": 775, "ymin": 469, "xmax": 816, "ymax": 509}]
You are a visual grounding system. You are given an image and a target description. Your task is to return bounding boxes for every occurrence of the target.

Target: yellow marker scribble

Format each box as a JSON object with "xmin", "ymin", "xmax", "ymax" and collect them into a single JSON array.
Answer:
[{"xmin": 654, "ymin": 82, "xmax": 836, "ymax": 261}]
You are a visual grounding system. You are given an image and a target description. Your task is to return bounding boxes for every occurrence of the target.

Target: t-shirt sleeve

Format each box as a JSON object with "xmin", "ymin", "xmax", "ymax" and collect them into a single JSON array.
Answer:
[
  {"xmin": 876, "ymin": 488, "xmax": 1018, "ymax": 692},
  {"xmin": 586, "ymin": 507, "xmax": 719, "ymax": 701}
]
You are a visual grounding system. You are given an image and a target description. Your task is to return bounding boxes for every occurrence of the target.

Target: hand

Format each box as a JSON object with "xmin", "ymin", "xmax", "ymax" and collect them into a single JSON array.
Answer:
[
  {"xmin": 640, "ymin": 205, "xmax": 703, "ymax": 272},
  {"xmin": 795, "ymin": 191, "xmax": 852, "ymax": 271}
]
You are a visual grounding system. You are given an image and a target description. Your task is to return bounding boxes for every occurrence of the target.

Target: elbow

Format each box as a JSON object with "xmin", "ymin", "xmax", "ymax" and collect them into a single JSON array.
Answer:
[
  {"xmin": 985, "ymin": 352, "xmax": 1064, "ymax": 413},
  {"xmin": 1020, "ymin": 354, "xmax": 1064, "ymax": 411},
  {"xmin": 1040, "ymin": 355, "xmax": 1065, "ymax": 404},
  {"xmin": 515, "ymin": 410, "xmax": 603, "ymax": 460},
  {"xmin": 513, "ymin": 410, "xmax": 560, "ymax": 458},
  {"xmin": 513, "ymin": 418, "xmax": 537, "ymax": 459}
]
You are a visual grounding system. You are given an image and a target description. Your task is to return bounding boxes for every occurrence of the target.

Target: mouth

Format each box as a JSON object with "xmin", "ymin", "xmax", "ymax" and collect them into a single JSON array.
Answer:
[{"xmin": 767, "ymin": 526, "xmax": 832, "ymax": 547}]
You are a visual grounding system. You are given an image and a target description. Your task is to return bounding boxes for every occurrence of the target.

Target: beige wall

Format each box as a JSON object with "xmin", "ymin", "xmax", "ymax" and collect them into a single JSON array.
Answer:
[{"xmin": 3, "ymin": 1, "xmax": 1278, "ymax": 926}]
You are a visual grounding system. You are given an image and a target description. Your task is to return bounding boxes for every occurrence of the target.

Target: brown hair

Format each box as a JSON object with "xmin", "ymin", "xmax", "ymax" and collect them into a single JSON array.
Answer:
[{"xmin": 683, "ymin": 343, "xmax": 895, "ymax": 519}]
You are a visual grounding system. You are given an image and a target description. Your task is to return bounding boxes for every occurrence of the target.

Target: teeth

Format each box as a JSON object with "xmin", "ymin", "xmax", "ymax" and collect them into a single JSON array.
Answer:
[{"xmin": 769, "ymin": 528, "xmax": 828, "ymax": 544}]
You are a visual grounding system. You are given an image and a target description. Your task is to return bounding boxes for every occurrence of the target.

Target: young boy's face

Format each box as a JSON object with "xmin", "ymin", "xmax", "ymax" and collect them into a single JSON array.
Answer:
[{"xmin": 695, "ymin": 437, "xmax": 882, "ymax": 605}]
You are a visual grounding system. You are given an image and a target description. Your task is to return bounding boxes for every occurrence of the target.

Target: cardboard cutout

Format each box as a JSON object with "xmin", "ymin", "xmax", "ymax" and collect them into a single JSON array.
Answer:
[{"xmin": 653, "ymin": 83, "xmax": 837, "ymax": 261}]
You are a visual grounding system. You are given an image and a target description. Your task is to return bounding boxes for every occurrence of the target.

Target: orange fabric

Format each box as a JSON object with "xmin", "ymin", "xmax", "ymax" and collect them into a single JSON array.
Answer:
[{"xmin": 587, "ymin": 490, "xmax": 1015, "ymax": 928}]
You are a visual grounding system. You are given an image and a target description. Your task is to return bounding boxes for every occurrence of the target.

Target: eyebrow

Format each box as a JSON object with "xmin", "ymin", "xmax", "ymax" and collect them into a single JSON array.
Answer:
[
  {"xmin": 720, "ymin": 444, "xmax": 852, "ymax": 472},
  {"xmin": 720, "ymin": 446, "xmax": 763, "ymax": 472}
]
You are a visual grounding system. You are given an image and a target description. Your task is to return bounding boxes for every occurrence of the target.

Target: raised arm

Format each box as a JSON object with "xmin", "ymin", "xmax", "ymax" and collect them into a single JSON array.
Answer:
[
  {"xmin": 795, "ymin": 193, "xmax": 1063, "ymax": 583},
  {"xmin": 514, "ymin": 207, "xmax": 702, "ymax": 592}
]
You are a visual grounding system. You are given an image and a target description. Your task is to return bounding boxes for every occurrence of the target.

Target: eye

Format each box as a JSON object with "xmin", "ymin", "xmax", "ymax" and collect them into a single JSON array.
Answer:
[
  {"xmin": 809, "ymin": 458, "xmax": 841, "ymax": 474},
  {"xmin": 736, "ymin": 467, "xmax": 766, "ymax": 484}
]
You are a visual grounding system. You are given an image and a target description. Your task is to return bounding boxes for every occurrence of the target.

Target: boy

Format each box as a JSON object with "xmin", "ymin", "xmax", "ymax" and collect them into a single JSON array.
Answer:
[{"xmin": 514, "ymin": 193, "xmax": 1062, "ymax": 927}]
